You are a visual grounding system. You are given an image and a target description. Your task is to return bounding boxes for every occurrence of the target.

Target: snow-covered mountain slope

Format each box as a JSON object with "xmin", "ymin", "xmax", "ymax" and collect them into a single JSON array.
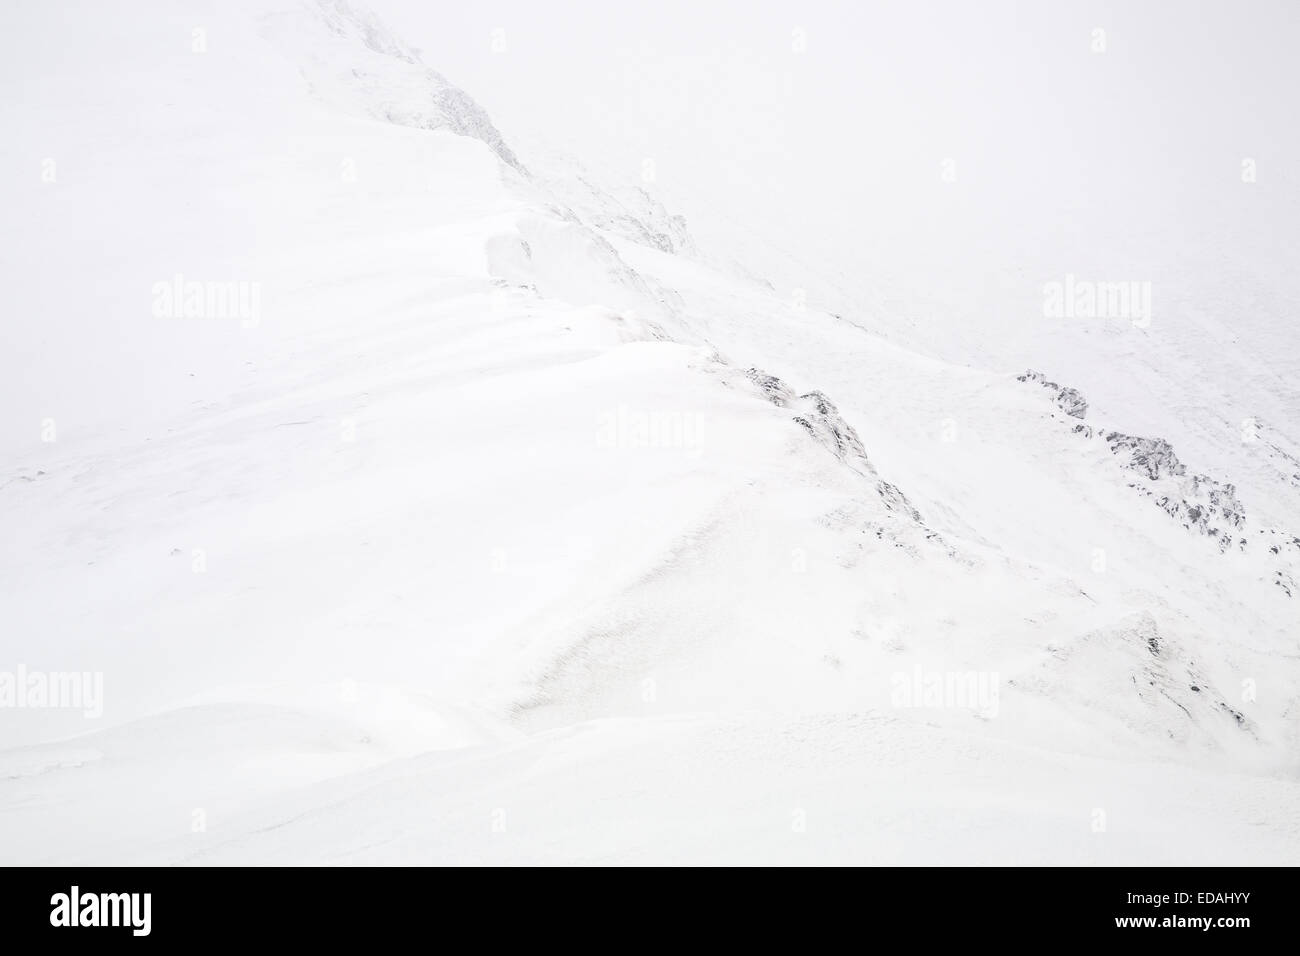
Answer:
[{"xmin": 1, "ymin": 0, "xmax": 1297, "ymax": 864}]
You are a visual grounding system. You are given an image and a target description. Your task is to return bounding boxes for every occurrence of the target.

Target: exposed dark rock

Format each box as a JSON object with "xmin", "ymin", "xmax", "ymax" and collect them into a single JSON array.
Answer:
[
  {"xmin": 1103, "ymin": 432, "xmax": 1184, "ymax": 481},
  {"xmin": 747, "ymin": 370, "xmax": 792, "ymax": 407},
  {"xmin": 1276, "ymin": 570, "xmax": 1295, "ymax": 597},
  {"xmin": 747, "ymin": 369, "xmax": 872, "ymax": 476},
  {"xmin": 1056, "ymin": 387, "xmax": 1088, "ymax": 419},
  {"xmin": 1021, "ymin": 376, "xmax": 1297, "ymax": 583},
  {"xmin": 876, "ymin": 480, "xmax": 923, "ymax": 523},
  {"xmin": 1102, "ymin": 430, "xmax": 1247, "ymax": 551},
  {"xmin": 746, "ymin": 367, "xmax": 925, "ymax": 525},
  {"xmin": 1218, "ymin": 702, "xmax": 1246, "ymax": 725},
  {"xmin": 1017, "ymin": 369, "xmax": 1088, "ymax": 418}
]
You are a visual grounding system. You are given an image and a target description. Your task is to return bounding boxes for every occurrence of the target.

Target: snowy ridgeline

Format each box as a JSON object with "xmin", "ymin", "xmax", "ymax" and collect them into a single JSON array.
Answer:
[{"xmin": 0, "ymin": 0, "xmax": 1297, "ymax": 865}]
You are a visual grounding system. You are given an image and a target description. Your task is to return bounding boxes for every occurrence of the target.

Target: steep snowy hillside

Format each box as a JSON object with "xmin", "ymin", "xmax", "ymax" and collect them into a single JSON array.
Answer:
[{"xmin": 1, "ymin": 0, "xmax": 1297, "ymax": 865}]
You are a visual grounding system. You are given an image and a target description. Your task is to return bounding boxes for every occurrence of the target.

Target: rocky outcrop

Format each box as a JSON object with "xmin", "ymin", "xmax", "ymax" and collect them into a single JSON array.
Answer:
[
  {"xmin": 1102, "ymin": 430, "xmax": 1247, "ymax": 551},
  {"xmin": 1103, "ymin": 432, "xmax": 1183, "ymax": 482},
  {"xmin": 1012, "ymin": 612, "xmax": 1253, "ymax": 752},
  {"xmin": 747, "ymin": 370, "xmax": 871, "ymax": 473},
  {"xmin": 1017, "ymin": 370, "xmax": 1259, "ymax": 555},
  {"xmin": 746, "ymin": 368, "xmax": 925, "ymax": 523},
  {"xmin": 1017, "ymin": 370, "xmax": 1087, "ymax": 419}
]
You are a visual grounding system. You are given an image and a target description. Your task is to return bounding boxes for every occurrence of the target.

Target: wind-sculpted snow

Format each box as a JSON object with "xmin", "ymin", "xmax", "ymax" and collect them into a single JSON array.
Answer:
[{"xmin": 484, "ymin": 214, "xmax": 685, "ymax": 338}]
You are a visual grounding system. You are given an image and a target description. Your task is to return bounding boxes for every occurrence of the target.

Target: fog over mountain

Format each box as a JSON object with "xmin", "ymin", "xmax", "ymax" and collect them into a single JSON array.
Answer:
[{"xmin": 1, "ymin": 0, "xmax": 1297, "ymax": 864}]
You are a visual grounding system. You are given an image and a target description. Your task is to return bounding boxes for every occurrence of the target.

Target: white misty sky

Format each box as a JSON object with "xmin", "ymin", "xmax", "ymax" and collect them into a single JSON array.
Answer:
[
  {"xmin": 367, "ymin": 0, "xmax": 1300, "ymax": 256},
  {"xmin": 1, "ymin": 1, "xmax": 1295, "ymax": 454}
]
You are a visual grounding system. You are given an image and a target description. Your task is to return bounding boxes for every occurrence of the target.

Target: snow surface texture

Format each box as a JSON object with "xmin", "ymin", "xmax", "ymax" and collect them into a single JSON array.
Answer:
[{"xmin": 1, "ymin": 0, "xmax": 1298, "ymax": 865}]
